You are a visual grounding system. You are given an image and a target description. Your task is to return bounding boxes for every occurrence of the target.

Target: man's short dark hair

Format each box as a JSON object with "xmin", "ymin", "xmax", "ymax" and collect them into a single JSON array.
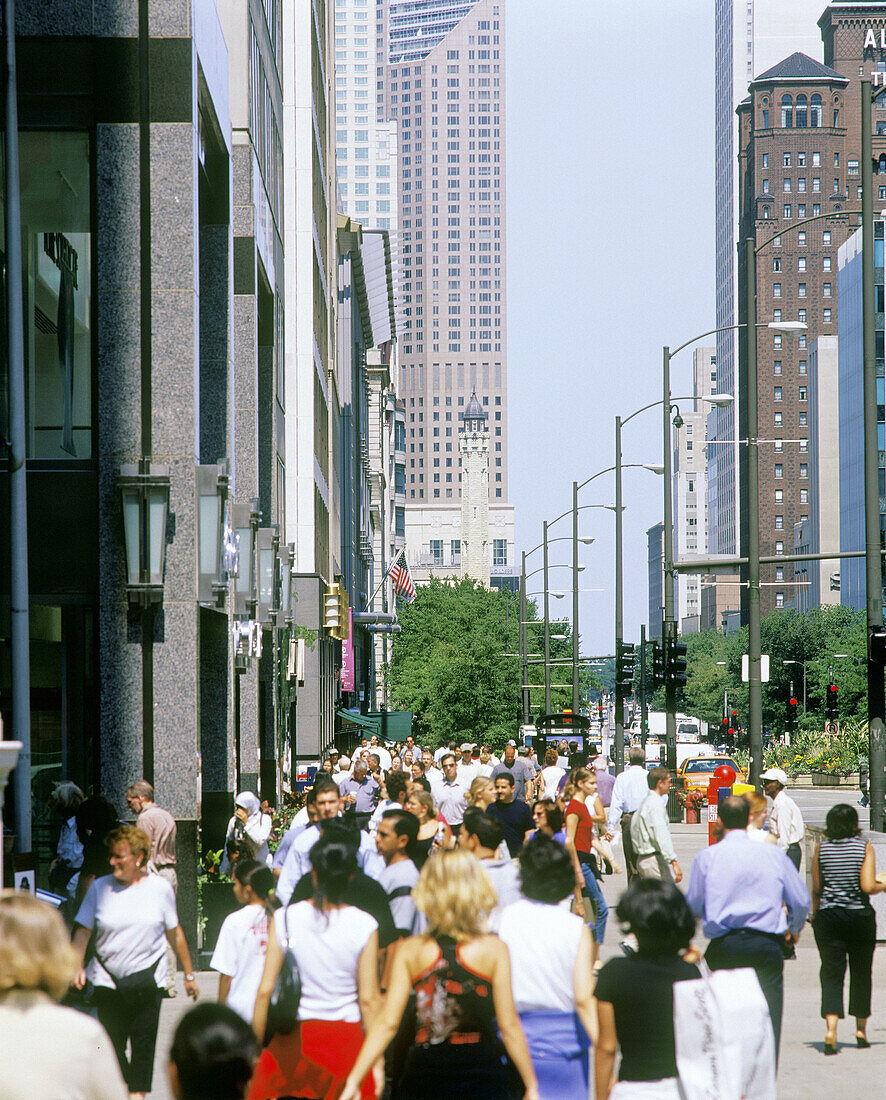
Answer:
[
  {"xmin": 616, "ymin": 879, "xmax": 695, "ymax": 958},
  {"xmin": 412, "ymin": 775, "xmax": 432, "ymax": 792},
  {"xmin": 385, "ymin": 769, "xmax": 410, "ymax": 804},
  {"xmin": 647, "ymin": 766, "xmax": 669, "ymax": 790},
  {"xmin": 461, "ymin": 806, "xmax": 504, "ymax": 851},
  {"xmin": 440, "ymin": 752, "xmax": 456, "ymax": 767},
  {"xmin": 382, "ymin": 809, "xmax": 419, "ymax": 859},
  {"xmin": 519, "ymin": 834, "xmax": 574, "ymax": 904},
  {"xmin": 719, "ymin": 795, "xmax": 750, "ymax": 830},
  {"xmin": 170, "ymin": 1003, "xmax": 258, "ymax": 1100},
  {"xmin": 629, "ymin": 747, "xmax": 646, "ymax": 766},
  {"xmin": 494, "ymin": 771, "xmax": 515, "ymax": 787}
]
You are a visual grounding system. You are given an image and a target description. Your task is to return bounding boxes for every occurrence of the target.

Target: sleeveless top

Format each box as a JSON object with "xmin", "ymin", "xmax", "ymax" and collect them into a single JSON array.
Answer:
[
  {"xmin": 412, "ymin": 937, "xmax": 498, "ymax": 1047},
  {"xmin": 818, "ymin": 836, "xmax": 871, "ymax": 911}
]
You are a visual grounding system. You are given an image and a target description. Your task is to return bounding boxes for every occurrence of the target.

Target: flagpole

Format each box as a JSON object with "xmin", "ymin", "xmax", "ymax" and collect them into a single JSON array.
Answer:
[{"xmin": 369, "ymin": 546, "xmax": 405, "ymax": 608}]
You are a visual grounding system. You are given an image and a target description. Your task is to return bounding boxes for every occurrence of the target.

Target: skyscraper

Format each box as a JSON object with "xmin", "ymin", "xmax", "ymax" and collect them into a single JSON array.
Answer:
[
  {"xmin": 379, "ymin": 0, "xmax": 515, "ymax": 587},
  {"xmin": 712, "ymin": 1, "xmax": 824, "ymax": 558}
]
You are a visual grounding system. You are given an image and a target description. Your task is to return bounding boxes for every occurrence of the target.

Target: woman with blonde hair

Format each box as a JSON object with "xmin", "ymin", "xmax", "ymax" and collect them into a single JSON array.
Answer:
[
  {"xmin": 742, "ymin": 790, "xmax": 777, "ymax": 843},
  {"xmin": 0, "ymin": 891, "xmax": 127, "ymax": 1098},
  {"xmin": 339, "ymin": 850, "xmax": 539, "ymax": 1100},
  {"xmin": 405, "ymin": 788, "xmax": 452, "ymax": 868},
  {"xmin": 72, "ymin": 824, "xmax": 199, "ymax": 1099},
  {"xmin": 467, "ymin": 775, "xmax": 496, "ymax": 810}
]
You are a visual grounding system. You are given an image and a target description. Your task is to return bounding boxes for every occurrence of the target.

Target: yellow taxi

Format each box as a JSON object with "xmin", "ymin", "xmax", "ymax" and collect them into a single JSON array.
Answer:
[{"xmin": 677, "ymin": 754, "xmax": 746, "ymax": 792}]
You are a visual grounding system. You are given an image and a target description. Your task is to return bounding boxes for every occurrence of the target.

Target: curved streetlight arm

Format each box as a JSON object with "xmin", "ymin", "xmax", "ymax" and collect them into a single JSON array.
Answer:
[
  {"xmin": 755, "ymin": 210, "xmax": 862, "ymax": 255},
  {"xmin": 667, "ymin": 323, "xmax": 748, "ymax": 361},
  {"xmin": 621, "ymin": 392, "xmax": 706, "ymax": 430}
]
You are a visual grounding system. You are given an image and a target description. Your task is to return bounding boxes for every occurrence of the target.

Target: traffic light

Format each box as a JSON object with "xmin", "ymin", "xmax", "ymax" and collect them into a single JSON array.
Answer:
[
  {"xmin": 651, "ymin": 641, "xmax": 665, "ymax": 689},
  {"xmin": 824, "ymin": 682, "xmax": 838, "ymax": 723},
  {"xmin": 665, "ymin": 640, "xmax": 688, "ymax": 686},
  {"xmin": 616, "ymin": 642, "xmax": 635, "ymax": 693},
  {"xmin": 322, "ymin": 582, "xmax": 350, "ymax": 640},
  {"xmin": 785, "ymin": 695, "xmax": 799, "ymax": 736}
]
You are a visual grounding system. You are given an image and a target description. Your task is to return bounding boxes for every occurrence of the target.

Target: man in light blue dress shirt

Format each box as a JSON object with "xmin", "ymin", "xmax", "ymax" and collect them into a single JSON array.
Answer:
[
  {"xmin": 607, "ymin": 747, "xmax": 650, "ymax": 881},
  {"xmin": 686, "ymin": 795, "xmax": 810, "ymax": 1056}
]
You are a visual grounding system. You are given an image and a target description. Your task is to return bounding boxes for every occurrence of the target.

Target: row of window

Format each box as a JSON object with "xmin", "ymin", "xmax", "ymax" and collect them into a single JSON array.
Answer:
[
  {"xmin": 772, "ymin": 283, "xmax": 831, "ymax": 297},
  {"xmin": 772, "ymin": 257, "xmax": 831, "ymax": 271},
  {"xmin": 763, "ymin": 152, "xmax": 838, "ymax": 168},
  {"xmin": 413, "ymin": 489, "xmax": 504, "ymax": 499}
]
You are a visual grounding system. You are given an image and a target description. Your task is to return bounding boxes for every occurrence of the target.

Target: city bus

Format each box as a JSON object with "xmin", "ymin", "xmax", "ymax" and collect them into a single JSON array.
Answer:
[{"xmin": 531, "ymin": 710, "xmax": 593, "ymax": 758}]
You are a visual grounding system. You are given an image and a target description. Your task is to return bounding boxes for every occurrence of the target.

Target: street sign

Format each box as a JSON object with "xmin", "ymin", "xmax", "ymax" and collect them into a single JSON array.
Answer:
[
  {"xmin": 825, "ymin": 720, "xmax": 839, "ymax": 735},
  {"xmin": 741, "ymin": 654, "xmax": 770, "ymax": 683}
]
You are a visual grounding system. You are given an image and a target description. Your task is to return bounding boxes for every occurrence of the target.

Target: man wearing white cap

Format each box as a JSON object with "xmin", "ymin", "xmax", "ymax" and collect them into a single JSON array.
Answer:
[
  {"xmin": 457, "ymin": 743, "xmax": 481, "ymax": 784},
  {"xmin": 760, "ymin": 767, "xmax": 805, "ymax": 870}
]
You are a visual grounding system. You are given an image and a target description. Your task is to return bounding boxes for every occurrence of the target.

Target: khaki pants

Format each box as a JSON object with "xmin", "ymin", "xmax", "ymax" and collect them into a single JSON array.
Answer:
[
  {"xmin": 636, "ymin": 852, "xmax": 673, "ymax": 882},
  {"xmin": 156, "ymin": 866, "xmax": 178, "ymax": 993}
]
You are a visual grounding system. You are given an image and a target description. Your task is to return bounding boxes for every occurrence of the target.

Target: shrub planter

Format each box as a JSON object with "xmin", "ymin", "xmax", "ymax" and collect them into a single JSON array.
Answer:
[
  {"xmin": 811, "ymin": 770, "xmax": 847, "ymax": 787},
  {"xmin": 199, "ymin": 879, "xmax": 238, "ymax": 957}
]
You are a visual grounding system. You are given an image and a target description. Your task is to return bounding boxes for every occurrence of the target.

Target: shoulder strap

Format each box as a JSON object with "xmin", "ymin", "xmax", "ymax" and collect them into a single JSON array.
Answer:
[{"xmin": 387, "ymin": 885, "xmax": 414, "ymax": 901}]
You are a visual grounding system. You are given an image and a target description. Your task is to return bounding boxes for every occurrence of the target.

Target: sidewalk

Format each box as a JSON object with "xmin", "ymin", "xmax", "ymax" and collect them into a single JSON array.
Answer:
[
  {"xmin": 597, "ymin": 823, "xmax": 886, "ymax": 1096},
  {"xmin": 151, "ymin": 971, "xmax": 220, "ymax": 1100}
]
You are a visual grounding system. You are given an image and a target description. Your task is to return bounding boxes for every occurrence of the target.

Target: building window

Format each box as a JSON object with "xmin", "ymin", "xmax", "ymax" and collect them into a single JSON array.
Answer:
[
  {"xmin": 429, "ymin": 539, "xmax": 443, "ymax": 565},
  {"xmin": 773, "ymin": 258, "xmax": 781, "ymax": 271},
  {"xmin": 395, "ymin": 507, "xmax": 405, "ymax": 537},
  {"xmin": 783, "ymin": 178, "xmax": 792, "ymax": 193},
  {"xmin": 775, "ymin": 515, "xmax": 784, "ymax": 529},
  {"xmin": 774, "ymin": 360, "xmax": 782, "ymax": 374},
  {"xmin": 848, "ymin": 160, "xmax": 859, "ymax": 176},
  {"xmin": 799, "ymin": 386, "xmax": 807, "ymax": 401},
  {"xmin": 811, "ymin": 93, "xmax": 822, "ymax": 126},
  {"xmin": 774, "ymin": 386, "xmax": 782, "ymax": 401},
  {"xmin": 775, "ymin": 593, "xmax": 785, "ymax": 608},
  {"xmin": 776, "ymin": 566, "xmax": 784, "ymax": 582},
  {"xmin": 798, "ymin": 283, "xmax": 806, "ymax": 297},
  {"xmin": 781, "ymin": 94, "xmax": 793, "ymax": 127},
  {"xmin": 773, "ymin": 283, "xmax": 781, "ymax": 297},
  {"xmin": 823, "ymin": 309, "xmax": 832, "ymax": 323},
  {"xmin": 783, "ymin": 205, "xmax": 791, "ymax": 219},
  {"xmin": 800, "ymin": 463, "xmax": 808, "ymax": 478},
  {"xmin": 775, "ymin": 489, "xmax": 783, "ymax": 503},
  {"xmin": 775, "ymin": 464, "xmax": 783, "ymax": 479},
  {"xmin": 17, "ymin": 132, "xmax": 93, "ymax": 458},
  {"xmin": 492, "ymin": 539, "xmax": 507, "ymax": 566},
  {"xmin": 783, "ymin": 153, "xmax": 791, "ymax": 167}
]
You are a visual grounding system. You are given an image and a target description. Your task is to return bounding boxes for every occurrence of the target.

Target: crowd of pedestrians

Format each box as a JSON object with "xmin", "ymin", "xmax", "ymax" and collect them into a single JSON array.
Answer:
[{"xmin": 3, "ymin": 735, "xmax": 886, "ymax": 1098}]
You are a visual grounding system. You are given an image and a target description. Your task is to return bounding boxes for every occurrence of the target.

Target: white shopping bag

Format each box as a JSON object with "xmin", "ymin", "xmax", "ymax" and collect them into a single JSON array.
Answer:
[{"xmin": 673, "ymin": 963, "xmax": 776, "ymax": 1100}]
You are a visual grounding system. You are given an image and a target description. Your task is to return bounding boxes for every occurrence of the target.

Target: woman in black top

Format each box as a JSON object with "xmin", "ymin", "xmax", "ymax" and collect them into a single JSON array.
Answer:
[{"xmin": 593, "ymin": 880, "xmax": 699, "ymax": 1099}]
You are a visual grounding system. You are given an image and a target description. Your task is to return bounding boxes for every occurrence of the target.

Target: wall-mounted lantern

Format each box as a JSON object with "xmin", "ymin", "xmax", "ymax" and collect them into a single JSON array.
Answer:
[
  {"xmin": 119, "ymin": 459, "xmax": 171, "ymax": 605},
  {"xmin": 196, "ymin": 461, "xmax": 230, "ymax": 606},
  {"xmin": 232, "ymin": 498, "xmax": 261, "ymax": 616},
  {"xmin": 256, "ymin": 526, "xmax": 279, "ymax": 624}
]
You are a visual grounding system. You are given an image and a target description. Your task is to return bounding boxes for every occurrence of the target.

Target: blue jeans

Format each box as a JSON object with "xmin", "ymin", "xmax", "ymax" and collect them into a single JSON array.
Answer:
[{"xmin": 580, "ymin": 861, "xmax": 608, "ymax": 945}]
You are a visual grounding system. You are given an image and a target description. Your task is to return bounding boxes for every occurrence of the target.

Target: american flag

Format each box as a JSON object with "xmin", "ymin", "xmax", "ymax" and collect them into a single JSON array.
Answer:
[{"xmin": 389, "ymin": 554, "xmax": 417, "ymax": 603}]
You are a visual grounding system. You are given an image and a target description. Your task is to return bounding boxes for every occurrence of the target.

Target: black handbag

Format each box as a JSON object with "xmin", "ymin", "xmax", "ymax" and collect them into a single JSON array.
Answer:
[{"xmin": 267, "ymin": 906, "xmax": 301, "ymax": 1036}]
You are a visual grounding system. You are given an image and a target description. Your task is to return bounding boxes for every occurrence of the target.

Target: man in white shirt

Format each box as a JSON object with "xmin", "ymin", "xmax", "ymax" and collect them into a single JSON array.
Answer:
[
  {"xmin": 457, "ymin": 743, "xmax": 481, "ymax": 784},
  {"xmin": 367, "ymin": 768, "xmax": 410, "ymax": 834},
  {"xmin": 761, "ymin": 767, "xmax": 805, "ymax": 870},
  {"xmin": 375, "ymin": 809, "xmax": 423, "ymax": 936},
  {"xmin": 421, "ymin": 749, "xmax": 443, "ymax": 785},
  {"xmin": 277, "ymin": 785, "xmax": 384, "ymax": 903},
  {"xmin": 630, "ymin": 767, "xmax": 682, "ymax": 884},
  {"xmin": 458, "ymin": 807, "xmax": 523, "ymax": 929},
  {"xmin": 430, "ymin": 753, "xmax": 468, "ymax": 827},
  {"xmin": 608, "ymin": 746, "xmax": 651, "ymax": 882}
]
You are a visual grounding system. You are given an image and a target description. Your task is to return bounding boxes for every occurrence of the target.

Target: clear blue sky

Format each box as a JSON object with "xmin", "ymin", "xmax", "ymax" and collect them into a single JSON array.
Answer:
[{"xmin": 507, "ymin": 0, "xmax": 716, "ymax": 655}]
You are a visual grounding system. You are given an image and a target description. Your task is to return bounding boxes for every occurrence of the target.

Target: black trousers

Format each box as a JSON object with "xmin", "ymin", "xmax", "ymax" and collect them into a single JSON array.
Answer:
[
  {"xmin": 706, "ymin": 929, "xmax": 785, "ymax": 1057},
  {"xmin": 95, "ymin": 985, "xmax": 163, "ymax": 1093},
  {"xmin": 812, "ymin": 906, "xmax": 876, "ymax": 1020},
  {"xmin": 786, "ymin": 842, "xmax": 802, "ymax": 871},
  {"xmin": 620, "ymin": 812, "xmax": 638, "ymax": 883}
]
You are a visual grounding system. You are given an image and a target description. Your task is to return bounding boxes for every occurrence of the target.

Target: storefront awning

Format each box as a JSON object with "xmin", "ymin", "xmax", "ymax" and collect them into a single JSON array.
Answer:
[{"xmin": 335, "ymin": 708, "xmax": 413, "ymax": 743}]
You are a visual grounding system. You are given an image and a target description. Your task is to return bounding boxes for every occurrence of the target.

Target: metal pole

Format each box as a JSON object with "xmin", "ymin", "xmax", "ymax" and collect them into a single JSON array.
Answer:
[
  {"xmin": 572, "ymin": 480, "xmax": 580, "ymax": 713},
  {"xmin": 745, "ymin": 236, "xmax": 763, "ymax": 788},
  {"xmin": 639, "ymin": 623, "xmax": 648, "ymax": 746},
  {"xmin": 5, "ymin": 0, "xmax": 32, "ymax": 854},
  {"xmin": 614, "ymin": 417, "xmax": 625, "ymax": 774},
  {"xmin": 861, "ymin": 79, "xmax": 885, "ymax": 832},
  {"xmin": 543, "ymin": 522, "xmax": 551, "ymax": 714},
  {"xmin": 520, "ymin": 552, "xmax": 529, "ymax": 723},
  {"xmin": 662, "ymin": 347, "xmax": 677, "ymax": 781}
]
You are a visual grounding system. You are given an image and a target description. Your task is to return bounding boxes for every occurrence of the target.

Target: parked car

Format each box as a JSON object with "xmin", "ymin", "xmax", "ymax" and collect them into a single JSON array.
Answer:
[{"xmin": 677, "ymin": 754, "xmax": 746, "ymax": 791}]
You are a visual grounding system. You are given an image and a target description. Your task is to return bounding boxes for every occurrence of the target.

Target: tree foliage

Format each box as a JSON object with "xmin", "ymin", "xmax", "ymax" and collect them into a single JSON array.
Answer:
[
  {"xmin": 385, "ymin": 577, "xmax": 597, "ymax": 749},
  {"xmin": 668, "ymin": 606, "xmax": 867, "ymax": 735}
]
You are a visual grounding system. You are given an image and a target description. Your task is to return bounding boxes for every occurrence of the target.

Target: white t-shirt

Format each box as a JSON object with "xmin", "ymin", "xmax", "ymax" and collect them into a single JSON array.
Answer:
[
  {"xmin": 274, "ymin": 902, "xmax": 378, "ymax": 1022},
  {"xmin": 497, "ymin": 899, "xmax": 584, "ymax": 1014},
  {"xmin": 541, "ymin": 765, "xmax": 566, "ymax": 800},
  {"xmin": 211, "ymin": 904, "xmax": 271, "ymax": 1023},
  {"xmin": 75, "ymin": 874, "xmax": 177, "ymax": 990}
]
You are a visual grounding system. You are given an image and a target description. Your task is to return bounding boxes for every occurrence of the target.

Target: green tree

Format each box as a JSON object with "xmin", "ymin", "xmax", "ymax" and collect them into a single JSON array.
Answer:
[{"xmin": 385, "ymin": 577, "xmax": 594, "ymax": 748}]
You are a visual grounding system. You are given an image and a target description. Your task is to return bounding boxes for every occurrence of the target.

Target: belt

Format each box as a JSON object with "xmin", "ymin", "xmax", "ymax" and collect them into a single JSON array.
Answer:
[
  {"xmin": 718, "ymin": 928, "xmax": 783, "ymax": 944},
  {"xmin": 155, "ymin": 862, "xmax": 176, "ymax": 869}
]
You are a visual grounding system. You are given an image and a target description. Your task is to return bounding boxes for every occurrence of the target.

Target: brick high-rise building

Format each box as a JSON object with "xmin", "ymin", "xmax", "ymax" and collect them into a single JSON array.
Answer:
[
  {"xmin": 736, "ymin": 52, "xmax": 854, "ymax": 615},
  {"xmin": 379, "ymin": 0, "xmax": 516, "ymax": 588}
]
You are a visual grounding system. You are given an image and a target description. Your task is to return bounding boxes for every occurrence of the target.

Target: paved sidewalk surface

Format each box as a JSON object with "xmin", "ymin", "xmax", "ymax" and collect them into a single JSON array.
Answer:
[
  {"xmin": 598, "ymin": 822, "xmax": 886, "ymax": 1098},
  {"xmin": 148, "ymin": 818, "xmax": 883, "ymax": 1098}
]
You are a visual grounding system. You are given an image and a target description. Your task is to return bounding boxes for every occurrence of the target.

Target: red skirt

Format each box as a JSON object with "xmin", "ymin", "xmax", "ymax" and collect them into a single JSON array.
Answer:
[{"xmin": 248, "ymin": 1019, "xmax": 376, "ymax": 1100}]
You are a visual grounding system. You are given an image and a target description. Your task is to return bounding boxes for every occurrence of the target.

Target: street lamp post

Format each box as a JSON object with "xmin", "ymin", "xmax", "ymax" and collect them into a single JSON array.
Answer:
[
  {"xmin": 543, "ymin": 522, "xmax": 551, "ymax": 713},
  {"xmin": 520, "ymin": 551, "xmax": 529, "ymax": 723}
]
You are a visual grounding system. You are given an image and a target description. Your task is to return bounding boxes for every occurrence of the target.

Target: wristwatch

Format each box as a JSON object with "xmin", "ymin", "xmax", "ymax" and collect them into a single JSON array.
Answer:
[{"xmin": 185, "ymin": 972, "xmax": 196, "ymax": 982}]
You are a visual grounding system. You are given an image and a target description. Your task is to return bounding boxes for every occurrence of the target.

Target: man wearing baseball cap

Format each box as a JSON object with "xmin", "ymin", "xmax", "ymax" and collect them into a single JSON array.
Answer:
[{"xmin": 760, "ymin": 767, "xmax": 805, "ymax": 870}]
